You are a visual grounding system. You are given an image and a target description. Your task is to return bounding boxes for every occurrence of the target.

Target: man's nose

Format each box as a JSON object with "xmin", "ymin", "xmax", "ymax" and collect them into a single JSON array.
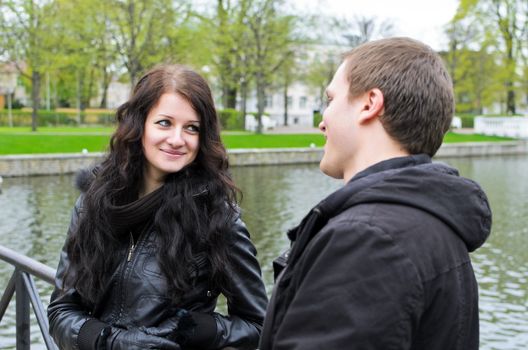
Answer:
[{"xmin": 318, "ymin": 119, "xmax": 326, "ymax": 133}]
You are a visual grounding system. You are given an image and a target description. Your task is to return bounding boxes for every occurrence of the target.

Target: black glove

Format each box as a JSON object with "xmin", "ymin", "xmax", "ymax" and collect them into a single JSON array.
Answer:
[
  {"xmin": 104, "ymin": 326, "xmax": 182, "ymax": 350},
  {"xmin": 140, "ymin": 309, "xmax": 195, "ymax": 344}
]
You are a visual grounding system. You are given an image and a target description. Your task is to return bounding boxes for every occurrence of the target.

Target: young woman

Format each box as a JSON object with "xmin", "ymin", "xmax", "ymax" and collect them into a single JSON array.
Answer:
[{"xmin": 48, "ymin": 65, "xmax": 268, "ymax": 350}]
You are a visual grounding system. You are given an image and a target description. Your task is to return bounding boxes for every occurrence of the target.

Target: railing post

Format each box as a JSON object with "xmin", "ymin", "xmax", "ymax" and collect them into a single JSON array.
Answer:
[{"xmin": 15, "ymin": 269, "xmax": 30, "ymax": 350}]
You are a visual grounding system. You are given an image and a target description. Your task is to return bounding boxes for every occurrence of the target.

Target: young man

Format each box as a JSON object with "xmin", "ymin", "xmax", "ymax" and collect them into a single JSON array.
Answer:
[{"xmin": 259, "ymin": 37, "xmax": 491, "ymax": 350}]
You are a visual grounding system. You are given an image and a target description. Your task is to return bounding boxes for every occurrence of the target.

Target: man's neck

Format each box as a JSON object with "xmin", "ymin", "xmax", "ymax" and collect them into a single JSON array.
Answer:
[{"xmin": 343, "ymin": 129, "xmax": 409, "ymax": 183}]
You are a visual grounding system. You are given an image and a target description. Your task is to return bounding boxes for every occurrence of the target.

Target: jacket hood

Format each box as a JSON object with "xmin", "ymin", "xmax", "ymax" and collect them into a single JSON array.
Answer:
[
  {"xmin": 317, "ymin": 155, "xmax": 492, "ymax": 252},
  {"xmin": 75, "ymin": 167, "xmax": 97, "ymax": 193}
]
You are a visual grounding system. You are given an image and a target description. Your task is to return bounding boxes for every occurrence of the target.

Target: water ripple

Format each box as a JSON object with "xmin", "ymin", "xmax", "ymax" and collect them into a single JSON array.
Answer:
[{"xmin": 1, "ymin": 157, "xmax": 527, "ymax": 349}]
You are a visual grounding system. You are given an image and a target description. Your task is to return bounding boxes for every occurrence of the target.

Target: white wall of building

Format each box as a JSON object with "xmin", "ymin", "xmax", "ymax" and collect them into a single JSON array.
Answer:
[
  {"xmin": 104, "ymin": 81, "xmax": 131, "ymax": 109},
  {"xmin": 244, "ymin": 82, "xmax": 320, "ymax": 127}
]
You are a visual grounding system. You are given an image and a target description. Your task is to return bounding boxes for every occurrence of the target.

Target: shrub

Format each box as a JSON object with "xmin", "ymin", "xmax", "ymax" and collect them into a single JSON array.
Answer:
[
  {"xmin": 218, "ymin": 108, "xmax": 244, "ymax": 130},
  {"xmin": 0, "ymin": 109, "xmax": 116, "ymax": 127},
  {"xmin": 457, "ymin": 114, "xmax": 476, "ymax": 128},
  {"xmin": 313, "ymin": 111, "xmax": 322, "ymax": 128},
  {"xmin": 97, "ymin": 113, "xmax": 115, "ymax": 124},
  {"xmin": 38, "ymin": 111, "xmax": 78, "ymax": 126},
  {"xmin": 0, "ymin": 110, "xmax": 75, "ymax": 126}
]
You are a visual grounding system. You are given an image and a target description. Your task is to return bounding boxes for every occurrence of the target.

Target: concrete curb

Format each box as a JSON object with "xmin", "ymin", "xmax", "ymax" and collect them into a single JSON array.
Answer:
[{"xmin": 1, "ymin": 141, "xmax": 527, "ymax": 177}]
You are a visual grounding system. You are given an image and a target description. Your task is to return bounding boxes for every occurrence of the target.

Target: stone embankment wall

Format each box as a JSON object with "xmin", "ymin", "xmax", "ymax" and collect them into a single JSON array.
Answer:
[{"xmin": 1, "ymin": 141, "xmax": 527, "ymax": 177}]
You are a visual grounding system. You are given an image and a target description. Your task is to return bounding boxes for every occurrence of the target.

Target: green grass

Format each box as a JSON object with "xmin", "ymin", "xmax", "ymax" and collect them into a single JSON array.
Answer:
[
  {"xmin": 443, "ymin": 133, "xmax": 513, "ymax": 143},
  {"xmin": 0, "ymin": 127, "xmax": 515, "ymax": 155},
  {"xmin": 222, "ymin": 133, "xmax": 325, "ymax": 148},
  {"xmin": 0, "ymin": 126, "xmax": 115, "ymax": 134},
  {"xmin": 0, "ymin": 134, "xmax": 110, "ymax": 154}
]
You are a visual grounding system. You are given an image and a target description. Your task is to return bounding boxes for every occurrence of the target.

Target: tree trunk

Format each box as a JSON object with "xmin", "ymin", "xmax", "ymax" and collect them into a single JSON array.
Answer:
[
  {"xmin": 256, "ymin": 73, "xmax": 265, "ymax": 134},
  {"xmin": 129, "ymin": 70, "xmax": 137, "ymax": 92},
  {"xmin": 76, "ymin": 71, "xmax": 84, "ymax": 124},
  {"xmin": 100, "ymin": 67, "xmax": 111, "ymax": 109},
  {"xmin": 241, "ymin": 80, "xmax": 248, "ymax": 130},
  {"xmin": 283, "ymin": 80, "xmax": 288, "ymax": 126},
  {"xmin": 226, "ymin": 87, "xmax": 237, "ymax": 109},
  {"xmin": 506, "ymin": 86, "xmax": 515, "ymax": 114},
  {"xmin": 129, "ymin": 59, "xmax": 140, "ymax": 91},
  {"xmin": 31, "ymin": 71, "xmax": 41, "ymax": 132},
  {"xmin": 505, "ymin": 39, "xmax": 516, "ymax": 115},
  {"xmin": 84, "ymin": 67, "xmax": 96, "ymax": 112}
]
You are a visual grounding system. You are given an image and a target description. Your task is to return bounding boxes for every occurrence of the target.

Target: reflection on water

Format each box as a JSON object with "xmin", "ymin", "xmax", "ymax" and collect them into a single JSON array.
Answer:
[{"xmin": 0, "ymin": 156, "xmax": 527, "ymax": 349}]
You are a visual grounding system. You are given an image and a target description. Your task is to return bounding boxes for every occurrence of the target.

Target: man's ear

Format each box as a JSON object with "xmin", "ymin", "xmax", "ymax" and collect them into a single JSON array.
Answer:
[{"xmin": 358, "ymin": 88, "xmax": 384, "ymax": 124}]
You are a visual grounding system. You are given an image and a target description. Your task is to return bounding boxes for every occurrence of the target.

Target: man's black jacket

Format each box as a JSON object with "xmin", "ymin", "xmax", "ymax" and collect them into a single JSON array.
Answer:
[{"xmin": 260, "ymin": 154, "xmax": 491, "ymax": 350}]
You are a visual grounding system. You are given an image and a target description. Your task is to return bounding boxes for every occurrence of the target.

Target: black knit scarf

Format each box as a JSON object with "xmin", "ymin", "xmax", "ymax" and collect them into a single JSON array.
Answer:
[{"xmin": 106, "ymin": 186, "xmax": 164, "ymax": 237}]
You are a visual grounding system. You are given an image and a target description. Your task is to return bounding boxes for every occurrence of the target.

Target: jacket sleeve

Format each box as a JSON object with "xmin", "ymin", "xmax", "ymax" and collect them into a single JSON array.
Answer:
[
  {"xmin": 48, "ymin": 196, "xmax": 107, "ymax": 350},
  {"xmin": 186, "ymin": 217, "xmax": 268, "ymax": 350},
  {"xmin": 270, "ymin": 219, "xmax": 423, "ymax": 350}
]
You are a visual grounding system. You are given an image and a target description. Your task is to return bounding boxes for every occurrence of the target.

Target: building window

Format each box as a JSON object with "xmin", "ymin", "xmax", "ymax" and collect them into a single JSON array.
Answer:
[
  {"xmin": 299, "ymin": 96, "xmax": 307, "ymax": 108},
  {"xmin": 265, "ymin": 96, "xmax": 273, "ymax": 108},
  {"xmin": 287, "ymin": 96, "xmax": 293, "ymax": 108}
]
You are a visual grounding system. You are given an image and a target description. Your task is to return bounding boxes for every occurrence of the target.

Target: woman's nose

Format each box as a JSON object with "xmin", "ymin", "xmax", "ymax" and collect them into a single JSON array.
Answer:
[{"xmin": 167, "ymin": 128, "xmax": 185, "ymax": 146}]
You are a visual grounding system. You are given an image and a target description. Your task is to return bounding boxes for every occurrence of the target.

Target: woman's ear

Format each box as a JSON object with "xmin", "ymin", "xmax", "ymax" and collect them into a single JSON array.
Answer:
[{"xmin": 358, "ymin": 88, "xmax": 384, "ymax": 124}]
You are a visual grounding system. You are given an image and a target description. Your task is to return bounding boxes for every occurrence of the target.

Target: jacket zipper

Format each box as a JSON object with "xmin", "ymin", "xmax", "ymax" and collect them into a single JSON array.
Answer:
[
  {"xmin": 127, "ymin": 233, "xmax": 136, "ymax": 262},
  {"xmin": 116, "ymin": 231, "xmax": 143, "ymax": 321}
]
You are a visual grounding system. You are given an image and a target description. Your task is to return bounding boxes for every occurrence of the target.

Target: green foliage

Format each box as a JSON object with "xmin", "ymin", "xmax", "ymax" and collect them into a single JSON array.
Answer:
[
  {"xmin": 456, "ymin": 114, "xmax": 478, "ymax": 128},
  {"xmin": 313, "ymin": 111, "xmax": 322, "ymax": 128},
  {"xmin": 7, "ymin": 100, "xmax": 25, "ymax": 109},
  {"xmin": 449, "ymin": 0, "xmax": 526, "ymax": 114},
  {"xmin": 1, "ymin": 0, "xmax": 201, "ymax": 124},
  {"xmin": 0, "ymin": 110, "xmax": 74, "ymax": 126},
  {"xmin": 218, "ymin": 109, "xmax": 245, "ymax": 130},
  {"xmin": 0, "ymin": 110, "xmax": 115, "ymax": 127}
]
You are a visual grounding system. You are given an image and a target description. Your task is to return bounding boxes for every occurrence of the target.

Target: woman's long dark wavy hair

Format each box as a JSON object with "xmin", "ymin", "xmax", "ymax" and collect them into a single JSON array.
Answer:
[{"xmin": 63, "ymin": 65, "xmax": 239, "ymax": 305}]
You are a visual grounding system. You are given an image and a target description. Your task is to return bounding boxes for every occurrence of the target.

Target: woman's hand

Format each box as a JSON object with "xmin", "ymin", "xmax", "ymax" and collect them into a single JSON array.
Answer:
[
  {"xmin": 140, "ymin": 309, "xmax": 195, "ymax": 344},
  {"xmin": 104, "ymin": 327, "xmax": 182, "ymax": 350}
]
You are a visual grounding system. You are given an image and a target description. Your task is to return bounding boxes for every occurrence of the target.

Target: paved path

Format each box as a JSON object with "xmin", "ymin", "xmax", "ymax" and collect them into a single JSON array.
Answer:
[
  {"xmin": 264, "ymin": 125, "xmax": 320, "ymax": 134},
  {"xmin": 453, "ymin": 128, "xmax": 475, "ymax": 134},
  {"xmin": 265, "ymin": 126, "xmax": 476, "ymax": 135}
]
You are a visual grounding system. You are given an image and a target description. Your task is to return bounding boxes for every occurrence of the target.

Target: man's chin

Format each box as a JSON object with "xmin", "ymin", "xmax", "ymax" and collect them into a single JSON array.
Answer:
[{"xmin": 319, "ymin": 160, "xmax": 343, "ymax": 180}]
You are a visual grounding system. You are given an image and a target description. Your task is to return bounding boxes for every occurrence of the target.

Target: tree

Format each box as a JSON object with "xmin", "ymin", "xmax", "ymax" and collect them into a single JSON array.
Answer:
[
  {"xmin": 246, "ymin": 0, "xmax": 296, "ymax": 133},
  {"xmin": 50, "ymin": 0, "xmax": 110, "ymax": 117},
  {"xmin": 444, "ymin": 14, "xmax": 502, "ymax": 114},
  {"xmin": 303, "ymin": 48, "xmax": 340, "ymax": 112},
  {"xmin": 209, "ymin": 0, "xmax": 246, "ymax": 109},
  {"xmin": 456, "ymin": 0, "xmax": 527, "ymax": 114},
  {"xmin": 106, "ymin": 0, "xmax": 190, "ymax": 88},
  {"xmin": 1, "ymin": 0, "xmax": 57, "ymax": 131},
  {"xmin": 279, "ymin": 53, "xmax": 295, "ymax": 126},
  {"xmin": 334, "ymin": 15, "xmax": 394, "ymax": 48}
]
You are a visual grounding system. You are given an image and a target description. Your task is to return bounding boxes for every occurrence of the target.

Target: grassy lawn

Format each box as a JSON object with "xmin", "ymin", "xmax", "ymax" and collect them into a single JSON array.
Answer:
[
  {"xmin": 0, "ymin": 126, "xmax": 115, "ymax": 134},
  {"xmin": 0, "ymin": 127, "xmax": 515, "ymax": 155},
  {"xmin": 443, "ymin": 133, "xmax": 512, "ymax": 143}
]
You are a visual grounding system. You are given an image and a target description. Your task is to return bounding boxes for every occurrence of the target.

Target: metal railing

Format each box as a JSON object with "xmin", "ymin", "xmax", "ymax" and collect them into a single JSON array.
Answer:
[
  {"xmin": 0, "ymin": 245, "xmax": 58, "ymax": 349},
  {"xmin": 475, "ymin": 116, "xmax": 528, "ymax": 138}
]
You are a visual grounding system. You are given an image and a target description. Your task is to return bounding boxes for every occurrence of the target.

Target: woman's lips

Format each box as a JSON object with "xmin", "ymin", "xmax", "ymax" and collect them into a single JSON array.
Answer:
[{"xmin": 161, "ymin": 149, "xmax": 185, "ymax": 156}]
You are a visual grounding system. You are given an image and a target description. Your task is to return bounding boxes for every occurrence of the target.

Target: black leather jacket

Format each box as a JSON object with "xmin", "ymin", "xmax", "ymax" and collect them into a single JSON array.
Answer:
[{"xmin": 48, "ymin": 195, "xmax": 268, "ymax": 350}]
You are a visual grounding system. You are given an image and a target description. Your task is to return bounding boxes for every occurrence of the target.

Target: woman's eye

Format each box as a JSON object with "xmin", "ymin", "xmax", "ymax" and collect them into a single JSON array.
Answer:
[
  {"xmin": 156, "ymin": 120, "xmax": 171, "ymax": 127},
  {"xmin": 326, "ymin": 97, "xmax": 332, "ymax": 106},
  {"xmin": 186, "ymin": 124, "xmax": 200, "ymax": 133}
]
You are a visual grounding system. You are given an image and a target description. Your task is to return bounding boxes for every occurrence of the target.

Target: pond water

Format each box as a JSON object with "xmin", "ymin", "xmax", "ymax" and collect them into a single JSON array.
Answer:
[{"xmin": 0, "ymin": 155, "xmax": 527, "ymax": 349}]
